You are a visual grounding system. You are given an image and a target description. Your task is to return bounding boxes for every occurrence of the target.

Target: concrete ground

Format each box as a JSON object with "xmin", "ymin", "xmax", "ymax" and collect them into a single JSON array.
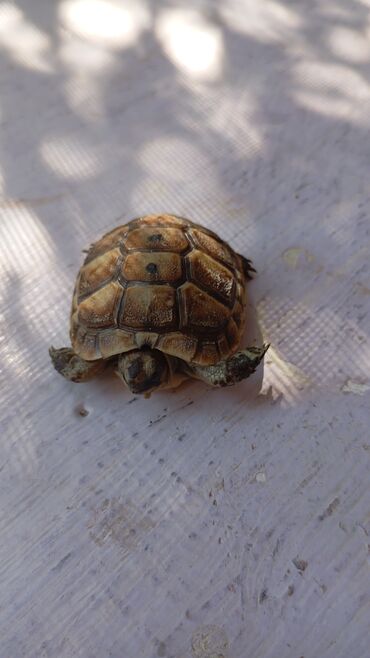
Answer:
[{"xmin": 1, "ymin": 1, "xmax": 369, "ymax": 656}]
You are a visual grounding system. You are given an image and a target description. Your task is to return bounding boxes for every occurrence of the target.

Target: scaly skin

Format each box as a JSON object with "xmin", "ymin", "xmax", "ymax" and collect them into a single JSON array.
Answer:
[
  {"xmin": 184, "ymin": 344, "xmax": 270, "ymax": 387},
  {"xmin": 49, "ymin": 346, "xmax": 106, "ymax": 382}
]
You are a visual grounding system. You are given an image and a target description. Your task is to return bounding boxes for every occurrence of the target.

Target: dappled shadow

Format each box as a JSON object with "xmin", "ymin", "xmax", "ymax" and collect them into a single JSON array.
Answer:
[
  {"xmin": 1, "ymin": 0, "xmax": 369, "ymax": 411},
  {"xmin": 1, "ymin": 1, "xmax": 370, "ymax": 481}
]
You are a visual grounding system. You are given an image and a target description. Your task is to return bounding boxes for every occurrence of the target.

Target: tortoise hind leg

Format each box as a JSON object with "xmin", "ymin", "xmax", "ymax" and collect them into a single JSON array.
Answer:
[
  {"xmin": 49, "ymin": 346, "xmax": 106, "ymax": 382},
  {"xmin": 185, "ymin": 344, "xmax": 269, "ymax": 387}
]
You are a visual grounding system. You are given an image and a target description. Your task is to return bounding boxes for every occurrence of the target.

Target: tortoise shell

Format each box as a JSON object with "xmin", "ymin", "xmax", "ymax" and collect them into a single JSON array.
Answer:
[{"xmin": 70, "ymin": 214, "xmax": 249, "ymax": 366}]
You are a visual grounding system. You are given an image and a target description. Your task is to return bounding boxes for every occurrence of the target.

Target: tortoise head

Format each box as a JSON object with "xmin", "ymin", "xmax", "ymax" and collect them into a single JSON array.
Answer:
[{"xmin": 117, "ymin": 349, "xmax": 170, "ymax": 396}]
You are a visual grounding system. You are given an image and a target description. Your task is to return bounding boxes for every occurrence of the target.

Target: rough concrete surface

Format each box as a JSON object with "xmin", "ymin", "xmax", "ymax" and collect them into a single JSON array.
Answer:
[{"xmin": 1, "ymin": 1, "xmax": 370, "ymax": 657}]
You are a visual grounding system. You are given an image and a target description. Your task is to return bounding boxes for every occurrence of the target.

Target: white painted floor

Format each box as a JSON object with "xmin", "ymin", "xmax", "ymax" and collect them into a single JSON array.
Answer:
[{"xmin": 1, "ymin": 1, "xmax": 370, "ymax": 657}]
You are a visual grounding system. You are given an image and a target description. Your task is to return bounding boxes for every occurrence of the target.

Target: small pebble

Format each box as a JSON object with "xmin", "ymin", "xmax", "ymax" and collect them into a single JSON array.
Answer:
[{"xmin": 76, "ymin": 404, "xmax": 89, "ymax": 417}]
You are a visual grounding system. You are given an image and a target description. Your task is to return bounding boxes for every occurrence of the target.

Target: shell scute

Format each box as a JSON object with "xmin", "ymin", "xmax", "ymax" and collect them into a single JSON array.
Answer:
[
  {"xmin": 122, "ymin": 251, "xmax": 182, "ymax": 283},
  {"xmin": 157, "ymin": 332, "xmax": 198, "ymax": 361},
  {"xmin": 77, "ymin": 281, "xmax": 122, "ymax": 329},
  {"xmin": 75, "ymin": 328, "xmax": 101, "ymax": 360},
  {"xmin": 99, "ymin": 329, "xmax": 135, "ymax": 358},
  {"xmin": 78, "ymin": 248, "xmax": 121, "ymax": 299},
  {"xmin": 125, "ymin": 227, "xmax": 189, "ymax": 252},
  {"xmin": 187, "ymin": 250, "xmax": 235, "ymax": 304},
  {"xmin": 178, "ymin": 282, "xmax": 230, "ymax": 330},
  {"xmin": 138, "ymin": 214, "xmax": 188, "ymax": 227},
  {"xmin": 120, "ymin": 285, "xmax": 176, "ymax": 330},
  {"xmin": 84, "ymin": 226, "xmax": 128, "ymax": 263},
  {"xmin": 189, "ymin": 228, "xmax": 236, "ymax": 268}
]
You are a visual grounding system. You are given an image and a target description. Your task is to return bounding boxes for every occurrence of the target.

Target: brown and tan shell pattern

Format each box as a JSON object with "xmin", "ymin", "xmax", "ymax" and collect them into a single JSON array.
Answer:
[{"xmin": 70, "ymin": 214, "xmax": 249, "ymax": 366}]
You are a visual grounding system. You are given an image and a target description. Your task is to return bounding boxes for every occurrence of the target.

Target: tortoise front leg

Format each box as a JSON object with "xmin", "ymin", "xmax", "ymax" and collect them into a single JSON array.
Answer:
[
  {"xmin": 49, "ymin": 346, "xmax": 106, "ymax": 382},
  {"xmin": 185, "ymin": 344, "xmax": 269, "ymax": 387}
]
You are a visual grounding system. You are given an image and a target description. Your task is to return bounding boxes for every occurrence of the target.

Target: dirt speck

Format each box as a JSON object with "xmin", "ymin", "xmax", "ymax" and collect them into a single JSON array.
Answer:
[
  {"xmin": 149, "ymin": 413, "xmax": 167, "ymax": 426},
  {"xmin": 287, "ymin": 585, "xmax": 294, "ymax": 596},
  {"xmin": 51, "ymin": 552, "xmax": 72, "ymax": 572},
  {"xmin": 272, "ymin": 539, "xmax": 280, "ymax": 558},
  {"xmin": 157, "ymin": 640, "xmax": 166, "ymax": 657},
  {"xmin": 318, "ymin": 497, "xmax": 340, "ymax": 521},
  {"xmin": 315, "ymin": 579, "xmax": 327, "ymax": 593},
  {"xmin": 259, "ymin": 589, "xmax": 268, "ymax": 603},
  {"xmin": 292, "ymin": 557, "xmax": 308, "ymax": 572}
]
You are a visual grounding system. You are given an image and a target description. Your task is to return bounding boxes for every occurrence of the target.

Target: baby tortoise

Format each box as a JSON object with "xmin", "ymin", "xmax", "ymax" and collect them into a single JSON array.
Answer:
[{"xmin": 50, "ymin": 214, "xmax": 268, "ymax": 395}]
